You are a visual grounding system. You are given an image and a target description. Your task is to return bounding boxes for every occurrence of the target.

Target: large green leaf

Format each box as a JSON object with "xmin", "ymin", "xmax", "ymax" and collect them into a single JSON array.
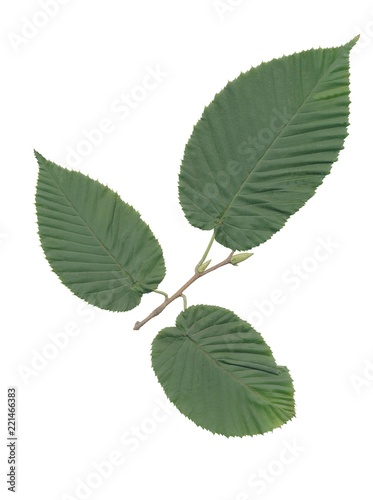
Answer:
[
  {"xmin": 152, "ymin": 305, "xmax": 294, "ymax": 437},
  {"xmin": 179, "ymin": 37, "xmax": 357, "ymax": 251},
  {"xmin": 35, "ymin": 152, "xmax": 165, "ymax": 312}
]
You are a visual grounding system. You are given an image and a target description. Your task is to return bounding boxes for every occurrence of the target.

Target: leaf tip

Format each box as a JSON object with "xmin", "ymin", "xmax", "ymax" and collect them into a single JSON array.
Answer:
[
  {"xmin": 344, "ymin": 34, "xmax": 360, "ymax": 52},
  {"xmin": 350, "ymin": 34, "xmax": 360, "ymax": 45},
  {"xmin": 34, "ymin": 149, "xmax": 44, "ymax": 163},
  {"xmin": 34, "ymin": 150, "xmax": 51, "ymax": 173}
]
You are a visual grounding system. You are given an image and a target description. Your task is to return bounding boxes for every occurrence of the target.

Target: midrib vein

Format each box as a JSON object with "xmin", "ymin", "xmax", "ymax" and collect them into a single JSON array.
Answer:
[
  {"xmin": 217, "ymin": 47, "xmax": 347, "ymax": 225},
  {"xmin": 45, "ymin": 167, "xmax": 135, "ymax": 284}
]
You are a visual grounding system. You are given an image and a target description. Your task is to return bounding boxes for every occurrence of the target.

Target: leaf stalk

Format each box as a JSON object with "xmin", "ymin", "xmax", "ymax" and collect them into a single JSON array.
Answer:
[
  {"xmin": 195, "ymin": 232, "xmax": 215, "ymax": 273},
  {"xmin": 133, "ymin": 250, "xmax": 234, "ymax": 330}
]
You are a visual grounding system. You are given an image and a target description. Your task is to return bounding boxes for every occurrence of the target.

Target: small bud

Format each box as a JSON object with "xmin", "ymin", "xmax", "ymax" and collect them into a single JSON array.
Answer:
[
  {"xmin": 197, "ymin": 259, "xmax": 212, "ymax": 273},
  {"xmin": 230, "ymin": 252, "xmax": 253, "ymax": 266}
]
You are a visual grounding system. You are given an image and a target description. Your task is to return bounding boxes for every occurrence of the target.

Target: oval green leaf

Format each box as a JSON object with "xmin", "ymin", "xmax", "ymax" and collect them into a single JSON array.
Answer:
[
  {"xmin": 35, "ymin": 152, "xmax": 165, "ymax": 312},
  {"xmin": 152, "ymin": 305, "xmax": 295, "ymax": 437},
  {"xmin": 179, "ymin": 37, "xmax": 358, "ymax": 250}
]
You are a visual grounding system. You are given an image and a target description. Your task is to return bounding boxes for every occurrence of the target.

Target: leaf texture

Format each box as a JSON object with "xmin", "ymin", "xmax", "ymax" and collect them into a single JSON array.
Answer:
[
  {"xmin": 152, "ymin": 305, "xmax": 295, "ymax": 437},
  {"xmin": 35, "ymin": 152, "xmax": 165, "ymax": 312},
  {"xmin": 179, "ymin": 37, "xmax": 358, "ymax": 250}
]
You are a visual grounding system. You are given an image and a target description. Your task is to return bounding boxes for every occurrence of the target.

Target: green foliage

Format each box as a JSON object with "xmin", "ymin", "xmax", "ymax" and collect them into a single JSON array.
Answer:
[
  {"xmin": 34, "ymin": 38, "xmax": 357, "ymax": 437},
  {"xmin": 179, "ymin": 37, "xmax": 357, "ymax": 250},
  {"xmin": 152, "ymin": 305, "xmax": 295, "ymax": 436},
  {"xmin": 35, "ymin": 152, "xmax": 165, "ymax": 312}
]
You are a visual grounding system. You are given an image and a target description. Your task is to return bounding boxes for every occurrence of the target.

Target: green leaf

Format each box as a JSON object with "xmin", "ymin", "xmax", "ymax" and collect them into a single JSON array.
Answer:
[
  {"xmin": 152, "ymin": 305, "xmax": 294, "ymax": 437},
  {"xmin": 179, "ymin": 37, "xmax": 358, "ymax": 251},
  {"xmin": 35, "ymin": 152, "xmax": 165, "ymax": 312}
]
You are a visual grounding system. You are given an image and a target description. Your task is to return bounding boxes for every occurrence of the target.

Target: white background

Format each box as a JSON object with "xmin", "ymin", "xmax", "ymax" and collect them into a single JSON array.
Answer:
[{"xmin": 1, "ymin": 1, "xmax": 373, "ymax": 499}]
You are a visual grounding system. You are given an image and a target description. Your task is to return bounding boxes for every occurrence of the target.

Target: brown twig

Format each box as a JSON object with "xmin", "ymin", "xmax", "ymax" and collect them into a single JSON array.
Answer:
[{"xmin": 133, "ymin": 251, "xmax": 234, "ymax": 330}]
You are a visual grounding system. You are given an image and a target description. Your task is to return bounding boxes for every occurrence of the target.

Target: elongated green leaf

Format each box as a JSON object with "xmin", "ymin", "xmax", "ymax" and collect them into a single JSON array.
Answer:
[
  {"xmin": 179, "ymin": 37, "xmax": 357, "ymax": 250},
  {"xmin": 35, "ymin": 152, "xmax": 165, "ymax": 312},
  {"xmin": 152, "ymin": 305, "xmax": 294, "ymax": 437}
]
